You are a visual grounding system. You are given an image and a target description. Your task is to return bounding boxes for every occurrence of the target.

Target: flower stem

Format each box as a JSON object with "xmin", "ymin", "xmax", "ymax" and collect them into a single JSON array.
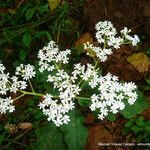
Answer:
[
  {"xmin": 13, "ymin": 93, "xmax": 25, "ymax": 101},
  {"xmin": 76, "ymin": 96, "xmax": 91, "ymax": 101},
  {"xmin": 19, "ymin": 90, "xmax": 44, "ymax": 97},
  {"xmin": 28, "ymin": 79, "xmax": 34, "ymax": 92}
]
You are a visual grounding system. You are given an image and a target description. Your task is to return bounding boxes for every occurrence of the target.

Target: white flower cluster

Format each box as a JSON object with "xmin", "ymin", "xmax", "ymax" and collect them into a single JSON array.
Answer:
[
  {"xmin": 121, "ymin": 27, "xmax": 140, "ymax": 46},
  {"xmin": 0, "ymin": 62, "xmax": 35, "ymax": 114},
  {"xmin": 84, "ymin": 21, "xmax": 140, "ymax": 62},
  {"xmin": 0, "ymin": 97, "xmax": 15, "ymax": 114},
  {"xmin": 71, "ymin": 63, "xmax": 100, "ymax": 88},
  {"xmin": 90, "ymin": 73, "xmax": 137, "ymax": 120},
  {"xmin": 15, "ymin": 64, "xmax": 36, "ymax": 80},
  {"xmin": 84, "ymin": 42, "xmax": 113, "ymax": 62},
  {"xmin": 38, "ymin": 41, "xmax": 71, "ymax": 73},
  {"xmin": 39, "ymin": 69, "xmax": 81, "ymax": 126},
  {"xmin": 0, "ymin": 63, "xmax": 10, "ymax": 95},
  {"xmin": 10, "ymin": 76, "xmax": 27, "ymax": 93},
  {"xmin": 37, "ymin": 40, "xmax": 138, "ymax": 126},
  {"xmin": 0, "ymin": 21, "xmax": 140, "ymax": 127}
]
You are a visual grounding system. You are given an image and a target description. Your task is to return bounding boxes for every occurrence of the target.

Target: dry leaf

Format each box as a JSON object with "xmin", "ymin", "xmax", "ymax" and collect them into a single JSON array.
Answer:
[
  {"xmin": 5, "ymin": 124, "xmax": 19, "ymax": 134},
  {"xmin": 19, "ymin": 122, "xmax": 32, "ymax": 130},
  {"xmin": 47, "ymin": 0, "xmax": 61, "ymax": 11},
  {"xmin": 75, "ymin": 32, "xmax": 93, "ymax": 48},
  {"xmin": 127, "ymin": 52, "xmax": 150, "ymax": 72},
  {"xmin": 75, "ymin": 33, "xmax": 95, "ymax": 56}
]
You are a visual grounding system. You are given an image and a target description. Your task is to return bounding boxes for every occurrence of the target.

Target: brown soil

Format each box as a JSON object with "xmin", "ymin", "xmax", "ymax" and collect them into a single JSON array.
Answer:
[{"xmin": 101, "ymin": 45, "xmax": 143, "ymax": 82}]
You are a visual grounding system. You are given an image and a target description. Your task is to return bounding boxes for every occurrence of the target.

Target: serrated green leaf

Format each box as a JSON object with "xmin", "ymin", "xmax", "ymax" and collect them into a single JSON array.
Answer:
[
  {"xmin": 23, "ymin": 32, "xmax": 32, "ymax": 48},
  {"xmin": 121, "ymin": 91, "xmax": 148, "ymax": 119},
  {"xmin": 60, "ymin": 109, "xmax": 88, "ymax": 150},
  {"xmin": 32, "ymin": 123, "xmax": 67, "ymax": 150},
  {"xmin": 25, "ymin": 8, "xmax": 35, "ymax": 21}
]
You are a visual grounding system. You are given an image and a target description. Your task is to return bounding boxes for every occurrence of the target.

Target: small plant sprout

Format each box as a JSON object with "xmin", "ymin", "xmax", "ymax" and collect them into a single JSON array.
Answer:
[{"xmin": 0, "ymin": 21, "xmax": 140, "ymax": 126}]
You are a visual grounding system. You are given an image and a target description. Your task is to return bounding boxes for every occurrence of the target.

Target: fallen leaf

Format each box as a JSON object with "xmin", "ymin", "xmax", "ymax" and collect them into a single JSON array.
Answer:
[
  {"xmin": 5, "ymin": 124, "xmax": 18, "ymax": 134},
  {"xmin": 8, "ymin": 9, "xmax": 16, "ymax": 14},
  {"xmin": 75, "ymin": 32, "xmax": 93, "ymax": 55},
  {"xmin": 75, "ymin": 32, "xmax": 93, "ymax": 47},
  {"xmin": 127, "ymin": 52, "xmax": 150, "ymax": 73},
  {"xmin": 19, "ymin": 122, "xmax": 32, "ymax": 130},
  {"xmin": 47, "ymin": 0, "xmax": 61, "ymax": 11}
]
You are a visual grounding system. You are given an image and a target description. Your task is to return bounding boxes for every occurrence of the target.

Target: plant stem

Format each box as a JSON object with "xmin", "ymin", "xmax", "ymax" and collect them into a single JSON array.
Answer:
[
  {"xmin": 0, "ymin": 16, "xmax": 51, "ymax": 45},
  {"xmin": 13, "ymin": 94, "xmax": 25, "ymax": 101},
  {"xmin": 28, "ymin": 79, "xmax": 34, "ymax": 92},
  {"xmin": 19, "ymin": 90, "xmax": 44, "ymax": 97},
  {"xmin": 76, "ymin": 96, "xmax": 91, "ymax": 101}
]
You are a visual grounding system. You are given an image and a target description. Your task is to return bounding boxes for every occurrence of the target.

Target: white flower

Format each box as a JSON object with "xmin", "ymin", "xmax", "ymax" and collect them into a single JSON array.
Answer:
[
  {"xmin": 0, "ymin": 64, "xmax": 10, "ymax": 95},
  {"xmin": 0, "ymin": 63, "xmax": 5, "ymax": 73},
  {"xmin": 85, "ymin": 21, "xmax": 140, "ymax": 62},
  {"xmin": 121, "ymin": 27, "xmax": 140, "ymax": 46},
  {"xmin": 19, "ymin": 81, "xmax": 27, "ymax": 90},
  {"xmin": 38, "ymin": 41, "xmax": 71, "ymax": 72},
  {"xmin": 39, "ymin": 93, "xmax": 75, "ymax": 126},
  {"xmin": 84, "ymin": 42, "xmax": 113, "ymax": 62},
  {"xmin": 121, "ymin": 27, "xmax": 131, "ymax": 36},
  {"xmin": 89, "ymin": 73, "xmax": 137, "ymax": 120},
  {"xmin": 16, "ymin": 64, "xmax": 36, "ymax": 80},
  {"xmin": 0, "ymin": 97, "xmax": 15, "ymax": 114},
  {"xmin": 62, "ymin": 115, "xmax": 70, "ymax": 124}
]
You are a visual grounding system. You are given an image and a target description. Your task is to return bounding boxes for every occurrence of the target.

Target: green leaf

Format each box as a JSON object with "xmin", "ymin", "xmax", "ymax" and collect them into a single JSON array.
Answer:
[
  {"xmin": 106, "ymin": 113, "xmax": 116, "ymax": 122},
  {"xmin": 0, "ymin": 134, "xmax": 5, "ymax": 145},
  {"xmin": 38, "ymin": 4, "xmax": 49, "ymax": 14},
  {"xmin": 74, "ymin": 45, "xmax": 84, "ymax": 56},
  {"xmin": 77, "ymin": 97, "xmax": 91, "ymax": 107},
  {"xmin": 121, "ymin": 91, "xmax": 148, "ymax": 119},
  {"xmin": 19, "ymin": 49, "xmax": 28, "ymax": 61},
  {"xmin": 60, "ymin": 109, "xmax": 88, "ymax": 150},
  {"xmin": 145, "ymin": 123, "xmax": 150, "ymax": 131},
  {"xmin": 34, "ymin": 31, "xmax": 52, "ymax": 41},
  {"xmin": 131, "ymin": 125, "xmax": 140, "ymax": 134},
  {"xmin": 23, "ymin": 32, "xmax": 32, "ymax": 48},
  {"xmin": 124, "ymin": 120, "xmax": 134, "ymax": 128},
  {"xmin": 136, "ymin": 117, "xmax": 145, "ymax": 127},
  {"xmin": 32, "ymin": 123, "xmax": 67, "ymax": 150},
  {"xmin": 34, "ymin": 110, "xmax": 44, "ymax": 120},
  {"xmin": 25, "ymin": 8, "xmax": 35, "ymax": 21}
]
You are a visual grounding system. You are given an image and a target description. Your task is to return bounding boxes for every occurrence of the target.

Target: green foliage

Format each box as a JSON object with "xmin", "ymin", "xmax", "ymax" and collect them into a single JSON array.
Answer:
[
  {"xmin": 106, "ymin": 113, "xmax": 116, "ymax": 122},
  {"xmin": 32, "ymin": 123, "xmax": 67, "ymax": 150},
  {"xmin": 60, "ymin": 109, "xmax": 88, "ymax": 150},
  {"xmin": 23, "ymin": 32, "xmax": 32, "ymax": 47},
  {"xmin": 19, "ymin": 49, "xmax": 29, "ymax": 62},
  {"xmin": 32, "ymin": 109, "xmax": 88, "ymax": 150},
  {"xmin": 25, "ymin": 7, "xmax": 36, "ymax": 21},
  {"xmin": 77, "ymin": 97, "xmax": 91, "ymax": 107},
  {"xmin": 121, "ymin": 91, "xmax": 148, "ymax": 119},
  {"xmin": 123, "ymin": 116, "xmax": 150, "ymax": 142},
  {"xmin": 0, "ymin": 0, "xmax": 81, "ymax": 67}
]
